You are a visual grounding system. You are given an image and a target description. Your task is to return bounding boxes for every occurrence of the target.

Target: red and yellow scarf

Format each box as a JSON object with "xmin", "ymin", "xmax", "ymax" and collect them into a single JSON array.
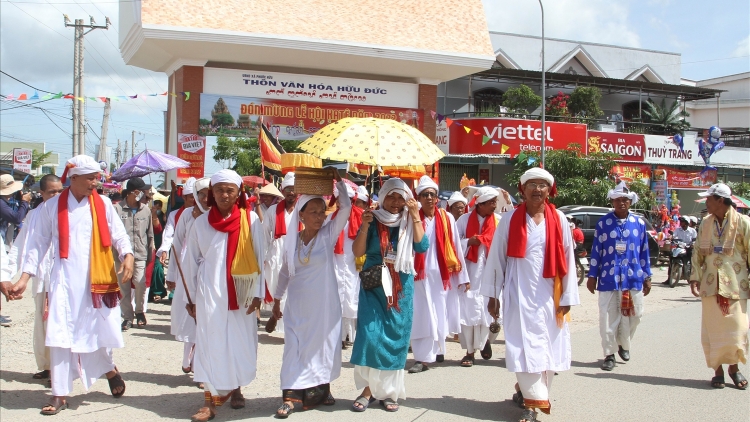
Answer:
[
  {"xmin": 508, "ymin": 202, "xmax": 569, "ymax": 327},
  {"xmin": 414, "ymin": 207, "xmax": 462, "ymax": 289},
  {"xmin": 58, "ymin": 189, "xmax": 120, "ymax": 308},
  {"xmin": 465, "ymin": 209, "xmax": 497, "ymax": 263}
]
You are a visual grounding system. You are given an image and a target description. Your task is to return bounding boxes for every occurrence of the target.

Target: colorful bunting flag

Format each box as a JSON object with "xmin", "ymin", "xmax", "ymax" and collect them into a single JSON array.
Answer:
[
  {"xmin": 463, "ymin": 126, "xmax": 471, "ymax": 134},
  {"xmin": 5, "ymin": 90, "xmax": 190, "ymax": 102},
  {"xmin": 29, "ymin": 92, "xmax": 39, "ymax": 100},
  {"xmin": 472, "ymin": 130, "xmax": 480, "ymax": 136},
  {"xmin": 501, "ymin": 144, "xmax": 510, "ymax": 155},
  {"xmin": 482, "ymin": 135, "xmax": 490, "ymax": 146},
  {"xmin": 528, "ymin": 157, "xmax": 536, "ymax": 165},
  {"xmin": 430, "ymin": 110, "xmax": 436, "ymax": 119},
  {"xmin": 445, "ymin": 118, "xmax": 453, "ymax": 127}
]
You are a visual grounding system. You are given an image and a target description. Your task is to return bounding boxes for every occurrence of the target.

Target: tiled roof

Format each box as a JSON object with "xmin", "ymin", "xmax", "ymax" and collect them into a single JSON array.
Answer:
[{"xmin": 141, "ymin": 0, "xmax": 494, "ymax": 56}]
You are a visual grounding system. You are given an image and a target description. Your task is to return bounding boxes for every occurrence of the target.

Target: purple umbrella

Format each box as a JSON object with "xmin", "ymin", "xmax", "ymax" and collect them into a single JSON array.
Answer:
[{"xmin": 111, "ymin": 149, "xmax": 190, "ymax": 182}]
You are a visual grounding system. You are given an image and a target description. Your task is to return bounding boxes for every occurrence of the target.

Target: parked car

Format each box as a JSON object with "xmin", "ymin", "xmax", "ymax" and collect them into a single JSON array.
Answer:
[{"xmin": 559, "ymin": 205, "xmax": 660, "ymax": 268}]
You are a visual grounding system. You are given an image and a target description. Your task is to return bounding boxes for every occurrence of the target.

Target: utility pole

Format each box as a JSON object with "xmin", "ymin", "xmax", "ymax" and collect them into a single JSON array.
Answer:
[
  {"xmin": 116, "ymin": 138, "xmax": 121, "ymax": 168},
  {"xmin": 64, "ymin": 14, "xmax": 110, "ymax": 157},
  {"xmin": 131, "ymin": 130, "xmax": 135, "ymax": 158},
  {"xmin": 97, "ymin": 98, "xmax": 111, "ymax": 162}
]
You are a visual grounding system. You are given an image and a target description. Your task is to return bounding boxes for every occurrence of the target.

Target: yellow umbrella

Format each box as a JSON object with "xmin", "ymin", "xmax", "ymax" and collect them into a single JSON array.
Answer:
[{"xmin": 299, "ymin": 117, "xmax": 444, "ymax": 166}]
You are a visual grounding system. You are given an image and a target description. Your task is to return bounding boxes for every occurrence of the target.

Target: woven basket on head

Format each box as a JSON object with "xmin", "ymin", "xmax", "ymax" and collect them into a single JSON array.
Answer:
[{"xmin": 294, "ymin": 167, "xmax": 335, "ymax": 196}]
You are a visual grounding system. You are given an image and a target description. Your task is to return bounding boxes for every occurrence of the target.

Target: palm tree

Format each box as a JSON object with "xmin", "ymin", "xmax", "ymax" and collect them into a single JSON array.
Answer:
[{"xmin": 642, "ymin": 98, "xmax": 690, "ymax": 134}]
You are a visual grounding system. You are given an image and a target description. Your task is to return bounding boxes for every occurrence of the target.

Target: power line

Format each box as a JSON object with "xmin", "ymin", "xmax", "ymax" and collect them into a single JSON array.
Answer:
[{"xmin": 0, "ymin": 70, "xmax": 58, "ymax": 94}]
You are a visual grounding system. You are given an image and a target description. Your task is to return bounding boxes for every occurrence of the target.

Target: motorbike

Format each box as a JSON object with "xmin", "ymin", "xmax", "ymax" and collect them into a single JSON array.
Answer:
[
  {"xmin": 575, "ymin": 247, "xmax": 589, "ymax": 286},
  {"xmin": 669, "ymin": 241, "xmax": 693, "ymax": 288}
]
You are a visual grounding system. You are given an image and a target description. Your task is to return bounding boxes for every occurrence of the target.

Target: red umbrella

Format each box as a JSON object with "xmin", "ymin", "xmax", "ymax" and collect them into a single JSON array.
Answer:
[{"xmin": 242, "ymin": 175, "xmax": 268, "ymax": 188}]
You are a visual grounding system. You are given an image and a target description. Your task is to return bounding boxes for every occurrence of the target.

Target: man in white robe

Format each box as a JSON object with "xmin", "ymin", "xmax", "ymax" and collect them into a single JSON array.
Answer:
[
  {"xmin": 181, "ymin": 170, "xmax": 265, "ymax": 421},
  {"xmin": 11, "ymin": 155, "xmax": 134, "ymax": 415},
  {"xmin": 7, "ymin": 174, "xmax": 64, "ymax": 381},
  {"xmin": 325, "ymin": 183, "xmax": 361, "ymax": 350},
  {"xmin": 262, "ymin": 172, "xmax": 297, "ymax": 334},
  {"xmin": 168, "ymin": 177, "xmax": 210, "ymax": 375},
  {"xmin": 409, "ymin": 176, "xmax": 468, "ymax": 373},
  {"xmin": 481, "ymin": 168, "xmax": 580, "ymax": 422},
  {"xmin": 455, "ymin": 187, "xmax": 502, "ymax": 366},
  {"xmin": 157, "ymin": 178, "xmax": 197, "ymax": 297}
]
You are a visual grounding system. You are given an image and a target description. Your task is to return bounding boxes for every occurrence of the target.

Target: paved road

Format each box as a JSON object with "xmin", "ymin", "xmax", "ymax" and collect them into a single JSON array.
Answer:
[{"xmin": 1, "ymin": 270, "xmax": 748, "ymax": 421}]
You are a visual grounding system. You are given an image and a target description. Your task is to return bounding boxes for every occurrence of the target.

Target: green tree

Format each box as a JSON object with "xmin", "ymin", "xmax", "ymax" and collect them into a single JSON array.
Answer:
[
  {"xmin": 642, "ymin": 99, "xmax": 690, "ymax": 134},
  {"xmin": 214, "ymin": 113, "xmax": 235, "ymax": 127},
  {"xmin": 211, "ymin": 136, "xmax": 303, "ymax": 176},
  {"xmin": 31, "ymin": 149, "xmax": 52, "ymax": 170},
  {"xmin": 569, "ymin": 86, "xmax": 604, "ymax": 126},
  {"xmin": 727, "ymin": 181, "xmax": 750, "ymax": 199},
  {"xmin": 199, "ymin": 118, "xmax": 211, "ymax": 126},
  {"xmin": 502, "ymin": 84, "xmax": 542, "ymax": 116},
  {"xmin": 507, "ymin": 144, "xmax": 618, "ymax": 207}
]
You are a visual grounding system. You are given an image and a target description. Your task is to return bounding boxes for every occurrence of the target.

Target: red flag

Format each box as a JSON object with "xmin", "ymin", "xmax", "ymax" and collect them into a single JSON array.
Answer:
[{"xmin": 258, "ymin": 117, "xmax": 282, "ymax": 173}]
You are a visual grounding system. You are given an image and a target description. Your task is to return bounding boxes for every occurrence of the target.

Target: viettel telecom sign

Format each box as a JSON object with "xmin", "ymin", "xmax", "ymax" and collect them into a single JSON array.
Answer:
[{"xmin": 447, "ymin": 118, "xmax": 587, "ymax": 157}]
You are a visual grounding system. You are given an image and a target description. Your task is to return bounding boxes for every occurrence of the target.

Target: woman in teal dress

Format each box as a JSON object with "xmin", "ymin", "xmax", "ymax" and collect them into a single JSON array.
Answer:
[{"xmin": 350, "ymin": 178, "xmax": 427, "ymax": 413}]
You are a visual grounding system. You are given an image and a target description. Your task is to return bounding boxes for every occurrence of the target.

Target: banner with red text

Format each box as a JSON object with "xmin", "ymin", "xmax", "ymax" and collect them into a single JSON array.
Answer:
[
  {"xmin": 588, "ymin": 131, "xmax": 645, "ymax": 162},
  {"xmin": 612, "ymin": 163, "xmax": 651, "ymax": 185},
  {"xmin": 446, "ymin": 118, "xmax": 587, "ymax": 157},
  {"xmin": 656, "ymin": 166, "xmax": 716, "ymax": 190},
  {"xmin": 199, "ymin": 94, "xmax": 423, "ymax": 141},
  {"xmin": 12, "ymin": 148, "xmax": 32, "ymax": 173},
  {"xmin": 176, "ymin": 134, "xmax": 206, "ymax": 180}
]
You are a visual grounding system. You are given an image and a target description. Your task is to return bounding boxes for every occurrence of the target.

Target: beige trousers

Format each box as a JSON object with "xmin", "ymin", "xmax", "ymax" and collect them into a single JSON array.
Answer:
[
  {"xmin": 599, "ymin": 289, "xmax": 644, "ymax": 356},
  {"xmin": 33, "ymin": 293, "xmax": 50, "ymax": 371}
]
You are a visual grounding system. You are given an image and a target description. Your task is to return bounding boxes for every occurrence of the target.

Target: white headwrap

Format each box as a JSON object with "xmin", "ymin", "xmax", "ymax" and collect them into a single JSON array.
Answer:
[
  {"xmin": 210, "ymin": 169, "xmax": 242, "ymax": 187},
  {"xmin": 520, "ymin": 167, "xmax": 554, "ymax": 186},
  {"xmin": 357, "ymin": 185, "xmax": 369, "ymax": 201},
  {"xmin": 333, "ymin": 182, "xmax": 355, "ymax": 199},
  {"xmin": 281, "ymin": 172, "xmax": 296, "ymax": 190},
  {"xmin": 475, "ymin": 186, "xmax": 500, "ymax": 204},
  {"xmin": 284, "ymin": 194, "xmax": 323, "ymax": 278},
  {"xmin": 607, "ymin": 181, "xmax": 639, "ymax": 205},
  {"xmin": 447, "ymin": 191, "xmax": 467, "ymax": 207},
  {"xmin": 372, "ymin": 178, "xmax": 415, "ymax": 275},
  {"xmin": 193, "ymin": 177, "xmax": 210, "ymax": 213},
  {"xmin": 182, "ymin": 177, "xmax": 197, "ymax": 195},
  {"xmin": 415, "ymin": 175, "xmax": 439, "ymax": 195},
  {"xmin": 62, "ymin": 155, "xmax": 101, "ymax": 182}
]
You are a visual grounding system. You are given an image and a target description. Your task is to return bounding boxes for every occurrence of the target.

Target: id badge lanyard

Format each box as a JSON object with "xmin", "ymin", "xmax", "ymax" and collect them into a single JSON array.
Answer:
[
  {"xmin": 713, "ymin": 219, "xmax": 726, "ymax": 254},
  {"xmin": 614, "ymin": 217, "xmax": 629, "ymax": 289}
]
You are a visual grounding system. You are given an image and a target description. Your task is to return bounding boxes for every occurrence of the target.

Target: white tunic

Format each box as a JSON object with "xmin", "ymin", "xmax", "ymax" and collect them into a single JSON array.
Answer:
[
  {"xmin": 455, "ymin": 212, "xmax": 501, "ymax": 327},
  {"xmin": 167, "ymin": 208, "xmax": 197, "ymax": 342},
  {"xmin": 275, "ymin": 191, "xmax": 350, "ymax": 390},
  {"xmin": 263, "ymin": 203, "xmax": 293, "ymax": 333},
  {"xmin": 9, "ymin": 208, "xmax": 54, "ymax": 296},
  {"xmin": 411, "ymin": 213, "xmax": 469, "ymax": 343},
  {"xmin": 182, "ymin": 210, "xmax": 266, "ymax": 391},
  {"xmin": 480, "ymin": 209, "xmax": 580, "ymax": 373},
  {"xmin": 22, "ymin": 194, "xmax": 132, "ymax": 353}
]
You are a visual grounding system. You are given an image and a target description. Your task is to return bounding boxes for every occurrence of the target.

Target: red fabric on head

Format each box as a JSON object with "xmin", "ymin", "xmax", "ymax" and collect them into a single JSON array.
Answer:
[
  {"xmin": 465, "ymin": 208, "xmax": 497, "ymax": 263},
  {"xmin": 507, "ymin": 202, "xmax": 567, "ymax": 280},
  {"xmin": 58, "ymin": 188, "xmax": 110, "ymax": 259}
]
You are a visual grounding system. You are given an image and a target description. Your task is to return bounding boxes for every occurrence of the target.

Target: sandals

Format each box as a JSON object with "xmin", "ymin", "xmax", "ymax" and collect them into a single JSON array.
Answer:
[
  {"xmin": 276, "ymin": 401, "xmax": 295, "ymax": 419},
  {"xmin": 33, "ymin": 369, "xmax": 50, "ymax": 379},
  {"xmin": 121, "ymin": 320, "xmax": 132, "ymax": 331},
  {"xmin": 380, "ymin": 398, "xmax": 399, "ymax": 412},
  {"xmin": 107, "ymin": 369, "xmax": 126, "ymax": 398},
  {"xmin": 520, "ymin": 408, "xmax": 538, "ymax": 422},
  {"xmin": 135, "ymin": 313, "xmax": 147, "ymax": 328},
  {"xmin": 182, "ymin": 366, "xmax": 192, "ymax": 374},
  {"xmin": 322, "ymin": 392, "xmax": 335, "ymax": 406},
  {"xmin": 230, "ymin": 389, "xmax": 245, "ymax": 409},
  {"xmin": 408, "ymin": 362, "xmax": 428, "ymax": 373},
  {"xmin": 512, "ymin": 392, "xmax": 525, "ymax": 408},
  {"xmin": 728, "ymin": 371, "xmax": 748, "ymax": 390},
  {"xmin": 41, "ymin": 398, "xmax": 68, "ymax": 415},
  {"xmin": 481, "ymin": 341, "xmax": 493, "ymax": 360},
  {"xmin": 460, "ymin": 354, "xmax": 475, "ymax": 367},
  {"xmin": 711, "ymin": 375, "xmax": 725, "ymax": 389},
  {"xmin": 351, "ymin": 395, "xmax": 376, "ymax": 412},
  {"xmin": 191, "ymin": 406, "xmax": 215, "ymax": 422}
]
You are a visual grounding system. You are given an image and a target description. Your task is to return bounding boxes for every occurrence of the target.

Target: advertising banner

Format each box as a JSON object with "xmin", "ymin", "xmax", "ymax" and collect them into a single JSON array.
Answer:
[
  {"xmin": 447, "ymin": 118, "xmax": 587, "ymax": 157},
  {"xmin": 176, "ymin": 134, "xmax": 206, "ymax": 180},
  {"xmin": 588, "ymin": 131, "xmax": 645, "ymax": 162},
  {"xmin": 612, "ymin": 163, "xmax": 651, "ymax": 185},
  {"xmin": 12, "ymin": 148, "xmax": 32, "ymax": 173},
  {"xmin": 199, "ymin": 93, "xmax": 423, "ymax": 141},
  {"xmin": 644, "ymin": 135, "xmax": 696, "ymax": 165},
  {"xmin": 203, "ymin": 68, "xmax": 419, "ymax": 108},
  {"xmin": 656, "ymin": 166, "xmax": 717, "ymax": 190}
]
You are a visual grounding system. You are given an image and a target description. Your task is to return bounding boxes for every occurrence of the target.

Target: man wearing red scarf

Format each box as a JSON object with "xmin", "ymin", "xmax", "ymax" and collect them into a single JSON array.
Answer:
[
  {"xmin": 326, "ymin": 183, "xmax": 363, "ymax": 350},
  {"xmin": 262, "ymin": 172, "xmax": 297, "ymax": 334},
  {"xmin": 481, "ymin": 168, "xmax": 579, "ymax": 422},
  {"xmin": 409, "ymin": 176, "xmax": 468, "ymax": 374},
  {"xmin": 455, "ymin": 186, "xmax": 502, "ymax": 367},
  {"xmin": 180, "ymin": 169, "xmax": 266, "ymax": 422}
]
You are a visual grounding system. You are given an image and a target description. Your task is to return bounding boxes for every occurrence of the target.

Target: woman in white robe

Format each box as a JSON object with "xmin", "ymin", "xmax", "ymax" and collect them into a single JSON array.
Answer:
[
  {"xmin": 181, "ymin": 170, "xmax": 265, "ymax": 422},
  {"xmin": 273, "ymin": 177, "xmax": 350, "ymax": 418}
]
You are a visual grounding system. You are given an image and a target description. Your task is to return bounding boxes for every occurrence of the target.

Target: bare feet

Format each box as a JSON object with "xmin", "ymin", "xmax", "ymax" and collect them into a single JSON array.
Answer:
[{"xmin": 191, "ymin": 406, "xmax": 215, "ymax": 422}]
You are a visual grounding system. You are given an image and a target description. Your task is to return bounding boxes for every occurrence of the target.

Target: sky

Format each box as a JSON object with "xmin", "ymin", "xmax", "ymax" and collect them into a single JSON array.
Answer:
[{"xmin": 1, "ymin": 0, "xmax": 748, "ymax": 178}]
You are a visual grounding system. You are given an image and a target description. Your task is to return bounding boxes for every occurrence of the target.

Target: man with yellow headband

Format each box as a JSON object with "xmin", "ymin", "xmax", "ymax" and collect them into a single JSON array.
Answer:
[{"xmin": 11, "ymin": 155, "xmax": 134, "ymax": 415}]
